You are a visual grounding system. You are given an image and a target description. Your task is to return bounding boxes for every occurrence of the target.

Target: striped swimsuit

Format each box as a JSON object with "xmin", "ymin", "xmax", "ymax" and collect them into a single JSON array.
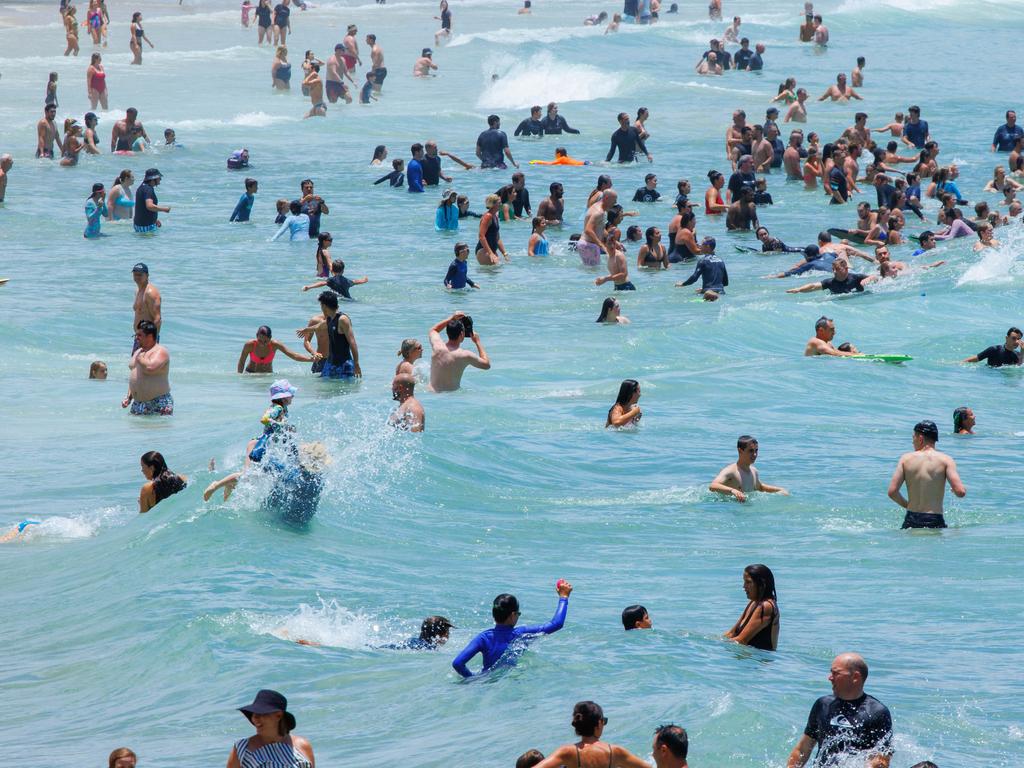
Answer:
[{"xmin": 234, "ymin": 737, "xmax": 312, "ymax": 768}]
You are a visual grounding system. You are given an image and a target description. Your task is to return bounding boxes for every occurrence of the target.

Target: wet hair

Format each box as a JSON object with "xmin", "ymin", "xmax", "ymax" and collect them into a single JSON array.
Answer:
[
  {"xmin": 366, "ymin": 33, "xmax": 376, "ymax": 42},
  {"xmin": 621, "ymin": 604, "xmax": 647, "ymax": 629},
  {"xmin": 737, "ymin": 435, "xmax": 758, "ymax": 451},
  {"xmin": 492, "ymin": 593, "xmax": 519, "ymax": 622},
  {"xmin": 815, "ymin": 316, "xmax": 832, "ymax": 331},
  {"xmin": 606, "ymin": 205, "xmax": 624, "ymax": 227},
  {"xmin": 497, "ymin": 185, "xmax": 515, "ymax": 204},
  {"xmin": 89, "ymin": 360, "xmax": 107, "ymax": 378},
  {"xmin": 952, "ymin": 407, "xmax": 970, "ymax": 433},
  {"xmin": 644, "ymin": 226, "xmax": 659, "ymax": 247},
  {"xmin": 245, "ymin": 177, "xmax": 258, "ymax": 191},
  {"xmin": 516, "ymin": 750, "xmax": 545, "ymax": 768},
  {"xmin": 109, "ymin": 748, "xmax": 137, "ymax": 768},
  {"xmin": 610, "ymin": 380, "xmax": 640, "ymax": 418},
  {"xmin": 289, "ymin": 200, "xmax": 302, "ymax": 215},
  {"xmin": 909, "ymin": 763, "xmax": 939, "ymax": 768},
  {"xmin": 393, "ymin": 158, "xmax": 404, "ymax": 171},
  {"xmin": 410, "ymin": 142, "xmax": 423, "ymax": 155},
  {"xmin": 857, "ymin": 56, "xmax": 865, "ymax": 66},
  {"xmin": 331, "ymin": 259, "xmax": 345, "ymax": 274},
  {"xmin": 487, "ymin": 114, "xmax": 500, "ymax": 127},
  {"xmin": 596, "ymin": 174, "xmax": 612, "ymax": 190},
  {"xmin": 918, "ymin": 230, "xmax": 934, "ymax": 242},
  {"xmin": 549, "ymin": 182, "xmax": 563, "ymax": 195},
  {"xmin": 419, "ymin": 615, "xmax": 453, "ymax": 643},
  {"xmin": 654, "ymin": 725, "xmax": 689, "ymax": 760},
  {"xmin": 131, "ymin": 11, "xmax": 142, "ymax": 22},
  {"xmin": 596, "ymin": 296, "xmax": 618, "ymax": 323},
  {"xmin": 136, "ymin": 320, "xmax": 158, "ymax": 338},
  {"xmin": 572, "ymin": 701, "xmax": 606, "ymax": 736},
  {"xmin": 707, "ymin": 170, "xmax": 723, "ymax": 183},
  {"xmin": 318, "ymin": 290, "xmax": 339, "ymax": 310},
  {"xmin": 744, "ymin": 564, "xmax": 777, "ymax": 602},
  {"xmin": 372, "ymin": 144, "xmax": 387, "ymax": 162},
  {"xmin": 636, "ymin": 107, "xmax": 649, "ymax": 120},
  {"xmin": 531, "ymin": 217, "xmax": 544, "ymax": 234},
  {"xmin": 1008, "ymin": 326, "xmax": 1023, "ymax": 337},
  {"xmin": 256, "ymin": 325, "xmax": 272, "ymax": 339},
  {"xmin": 626, "ymin": 225, "xmax": 642, "ymax": 242},
  {"xmin": 141, "ymin": 451, "xmax": 186, "ymax": 501},
  {"xmin": 679, "ymin": 209, "xmax": 696, "ymax": 229}
]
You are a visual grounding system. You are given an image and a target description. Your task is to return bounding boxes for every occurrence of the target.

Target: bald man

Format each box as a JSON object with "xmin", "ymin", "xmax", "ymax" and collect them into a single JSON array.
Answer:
[
  {"xmin": 389, "ymin": 373, "xmax": 424, "ymax": 432},
  {"xmin": 788, "ymin": 653, "xmax": 893, "ymax": 768},
  {"xmin": 578, "ymin": 189, "xmax": 618, "ymax": 266}
]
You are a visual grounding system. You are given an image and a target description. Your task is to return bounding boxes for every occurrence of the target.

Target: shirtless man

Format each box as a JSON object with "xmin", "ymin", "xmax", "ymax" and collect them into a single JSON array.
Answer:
[
  {"xmin": 110, "ymin": 107, "xmax": 149, "ymax": 152},
  {"xmin": 851, "ymin": 56, "xmax": 865, "ymax": 87},
  {"xmin": 428, "ymin": 311, "xmax": 490, "ymax": 392},
  {"xmin": 818, "ymin": 74, "xmax": 861, "ymax": 103},
  {"xmin": 888, "ymin": 421, "xmax": 966, "ymax": 529},
  {"xmin": 781, "ymin": 91, "xmax": 807, "ymax": 125},
  {"xmin": 36, "ymin": 103, "xmax": 63, "ymax": 158},
  {"xmin": 367, "ymin": 33, "xmax": 386, "ymax": 94},
  {"xmin": 342, "ymin": 24, "xmax": 362, "ymax": 72},
  {"xmin": 803, "ymin": 316, "xmax": 858, "ymax": 357},
  {"xmin": 843, "ymin": 112, "xmax": 873, "ymax": 150},
  {"xmin": 325, "ymin": 44, "xmax": 353, "ymax": 104},
  {"xmin": 413, "ymin": 48, "xmax": 437, "ymax": 77},
  {"xmin": 300, "ymin": 312, "xmax": 329, "ymax": 374},
  {"xmin": 389, "ymin": 373, "xmax": 424, "ymax": 432},
  {"xmin": 303, "ymin": 64, "xmax": 327, "ymax": 117},
  {"xmin": 783, "ymin": 131, "xmax": 804, "ymax": 179},
  {"xmin": 578, "ymin": 189, "xmax": 617, "ymax": 266},
  {"xmin": 725, "ymin": 110, "xmax": 747, "ymax": 162},
  {"xmin": 131, "ymin": 262, "xmax": 162, "ymax": 348},
  {"xmin": 750, "ymin": 124, "xmax": 774, "ymax": 172},
  {"xmin": 122, "ymin": 320, "xmax": 173, "ymax": 416},
  {"xmin": 812, "ymin": 14, "xmax": 828, "ymax": 45},
  {"xmin": 0, "ymin": 154, "xmax": 12, "ymax": 202},
  {"xmin": 537, "ymin": 182, "xmax": 564, "ymax": 226},
  {"xmin": 798, "ymin": 3, "xmax": 814, "ymax": 42},
  {"xmin": 710, "ymin": 435, "xmax": 788, "ymax": 502},
  {"xmin": 595, "ymin": 225, "xmax": 632, "ymax": 290}
]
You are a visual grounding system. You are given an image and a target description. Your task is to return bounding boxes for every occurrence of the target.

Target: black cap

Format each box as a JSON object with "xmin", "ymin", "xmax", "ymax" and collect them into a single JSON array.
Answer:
[
  {"xmin": 85, "ymin": 111, "xmax": 98, "ymax": 122},
  {"xmin": 914, "ymin": 420, "xmax": 939, "ymax": 442},
  {"xmin": 803, "ymin": 244, "xmax": 820, "ymax": 259},
  {"xmin": 132, "ymin": 262, "xmax": 149, "ymax": 274},
  {"xmin": 422, "ymin": 47, "xmax": 433, "ymax": 56}
]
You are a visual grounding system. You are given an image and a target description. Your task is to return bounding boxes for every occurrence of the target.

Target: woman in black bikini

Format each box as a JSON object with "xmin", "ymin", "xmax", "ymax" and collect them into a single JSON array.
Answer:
[{"xmin": 724, "ymin": 563, "xmax": 780, "ymax": 651}]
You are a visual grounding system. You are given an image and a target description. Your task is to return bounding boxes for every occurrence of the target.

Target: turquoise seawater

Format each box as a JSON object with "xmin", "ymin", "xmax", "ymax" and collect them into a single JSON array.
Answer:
[{"xmin": 1, "ymin": 0, "xmax": 1023, "ymax": 765}]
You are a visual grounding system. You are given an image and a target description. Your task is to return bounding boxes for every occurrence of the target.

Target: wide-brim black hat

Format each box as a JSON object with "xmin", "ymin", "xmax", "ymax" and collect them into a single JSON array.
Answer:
[{"xmin": 239, "ymin": 689, "xmax": 296, "ymax": 731}]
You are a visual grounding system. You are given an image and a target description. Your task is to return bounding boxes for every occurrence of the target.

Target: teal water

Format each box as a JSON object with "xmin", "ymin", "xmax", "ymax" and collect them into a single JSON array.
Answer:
[{"xmin": 1, "ymin": 0, "xmax": 1023, "ymax": 765}]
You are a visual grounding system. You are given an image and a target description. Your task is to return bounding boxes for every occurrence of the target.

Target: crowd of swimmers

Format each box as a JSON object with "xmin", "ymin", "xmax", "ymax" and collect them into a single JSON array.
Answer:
[{"xmin": 2, "ymin": 2, "xmax": 1020, "ymax": 766}]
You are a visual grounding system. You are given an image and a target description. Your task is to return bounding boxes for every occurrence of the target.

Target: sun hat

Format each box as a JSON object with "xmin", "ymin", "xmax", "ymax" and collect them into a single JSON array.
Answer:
[
  {"xmin": 270, "ymin": 379, "xmax": 297, "ymax": 402},
  {"xmin": 238, "ymin": 689, "xmax": 296, "ymax": 732}
]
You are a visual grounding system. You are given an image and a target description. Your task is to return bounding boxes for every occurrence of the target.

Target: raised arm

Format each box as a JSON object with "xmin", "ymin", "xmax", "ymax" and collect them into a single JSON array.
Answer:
[{"xmin": 467, "ymin": 334, "xmax": 491, "ymax": 369}]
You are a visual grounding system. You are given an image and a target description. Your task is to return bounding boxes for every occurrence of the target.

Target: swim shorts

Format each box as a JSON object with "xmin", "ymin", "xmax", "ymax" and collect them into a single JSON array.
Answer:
[
  {"xmin": 320, "ymin": 360, "xmax": 354, "ymax": 379},
  {"xmin": 901, "ymin": 511, "xmax": 946, "ymax": 529},
  {"xmin": 341, "ymin": 53, "xmax": 356, "ymax": 71},
  {"xmin": 133, "ymin": 223, "xmax": 158, "ymax": 234},
  {"xmin": 577, "ymin": 240, "xmax": 602, "ymax": 266},
  {"xmin": 130, "ymin": 392, "xmax": 174, "ymax": 415},
  {"xmin": 614, "ymin": 281, "xmax": 637, "ymax": 291},
  {"xmin": 372, "ymin": 67, "xmax": 387, "ymax": 84},
  {"xmin": 325, "ymin": 80, "xmax": 347, "ymax": 102}
]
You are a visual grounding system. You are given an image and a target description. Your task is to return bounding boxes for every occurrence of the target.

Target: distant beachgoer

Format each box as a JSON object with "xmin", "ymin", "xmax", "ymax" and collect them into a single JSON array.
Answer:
[
  {"xmin": 953, "ymin": 407, "xmax": 975, "ymax": 435},
  {"xmin": 238, "ymin": 326, "xmax": 315, "ymax": 374},
  {"xmin": 710, "ymin": 435, "xmax": 788, "ymax": 502},
  {"xmin": 723, "ymin": 564, "xmax": 779, "ymax": 650},
  {"xmin": 64, "ymin": 6, "xmax": 79, "ymax": 56},
  {"xmin": 0, "ymin": 154, "xmax": 13, "ymax": 202},
  {"xmin": 130, "ymin": 12, "xmax": 154, "ymax": 66},
  {"xmin": 138, "ymin": 451, "xmax": 187, "ymax": 512},
  {"xmin": 444, "ymin": 243, "xmax": 478, "ymax": 289},
  {"xmin": 676, "ymin": 237, "xmax": 727, "ymax": 300},
  {"xmin": 389, "ymin": 373, "xmax": 425, "ymax": 432},
  {"xmin": 131, "ymin": 262, "xmax": 162, "ymax": 341},
  {"xmin": 89, "ymin": 361, "xmax": 108, "ymax": 379},
  {"xmin": 413, "ymin": 48, "xmax": 438, "ymax": 77},
  {"xmin": 435, "ymin": 0, "xmax": 453, "ymax": 46},
  {"xmin": 272, "ymin": 45, "xmax": 291, "ymax": 90},
  {"xmin": 607, "ymin": 379, "xmax": 641, "ymax": 428},
  {"xmin": 516, "ymin": 750, "xmax": 545, "ymax": 768},
  {"xmin": 107, "ymin": 747, "xmax": 137, "ymax": 768},
  {"xmin": 133, "ymin": 168, "xmax": 169, "ymax": 233},
  {"xmin": 87, "ymin": 53, "xmax": 108, "ymax": 110},
  {"xmin": 84, "ymin": 182, "xmax": 108, "ymax": 238},
  {"xmin": 621, "ymin": 604, "xmax": 651, "ymax": 630},
  {"xmin": 476, "ymin": 194, "xmax": 508, "ymax": 264},
  {"xmin": 36, "ymin": 104, "xmax": 62, "ymax": 159},
  {"xmin": 803, "ymin": 316, "xmax": 858, "ymax": 357},
  {"xmin": 123, "ymin": 321, "xmax": 173, "ymax": 416},
  {"xmin": 230, "ymin": 178, "xmax": 258, "ymax": 222}
]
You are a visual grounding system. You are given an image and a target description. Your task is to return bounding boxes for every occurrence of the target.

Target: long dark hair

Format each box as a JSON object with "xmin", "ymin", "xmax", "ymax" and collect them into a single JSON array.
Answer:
[
  {"xmin": 610, "ymin": 380, "xmax": 639, "ymax": 417},
  {"xmin": 744, "ymin": 564, "xmax": 777, "ymax": 603},
  {"xmin": 644, "ymin": 226, "xmax": 658, "ymax": 247},
  {"xmin": 596, "ymin": 297, "xmax": 617, "ymax": 323},
  {"xmin": 371, "ymin": 144, "xmax": 387, "ymax": 162},
  {"xmin": 141, "ymin": 451, "xmax": 186, "ymax": 500}
]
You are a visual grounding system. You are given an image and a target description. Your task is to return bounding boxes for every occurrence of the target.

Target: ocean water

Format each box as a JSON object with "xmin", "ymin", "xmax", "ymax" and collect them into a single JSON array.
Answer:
[{"xmin": 1, "ymin": 0, "xmax": 1022, "ymax": 766}]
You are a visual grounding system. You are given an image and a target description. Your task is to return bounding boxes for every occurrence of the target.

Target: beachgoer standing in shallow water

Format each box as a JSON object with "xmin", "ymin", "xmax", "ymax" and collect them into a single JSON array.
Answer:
[
  {"xmin": 888, "ymin": 420, "xmax": 966, "ymax": 530},
  {"xmin": 227, "ymin": 690, "xmax": 314, "ymax": 768},
  {"xmin": 528, "ymin": 701, "xmax": 650, "ymax": 768},
  {"xmin": 130, "ymin": 12, "xmax": 153, "ymax": 66},
  {"xmin": 238, "ymin": 326, "xmax": 315, "ymax": 373},
  {"xmin": 123, "ymin": 320, "xmax": 173, "ymax": 416},
  {"xmin": 428, "ymin": 311, "xmax": 490, "ymax": 392},
  {"xmin": 710, "ymin": 435, "xmax": 788, "ymax": 502},
  {"xmin": 606, "ymin": 379, "xmax": 641, "ymax": 428},
  {"xmin": 87, "ymin": 53, "xmax": 108, "ymax": 110}
]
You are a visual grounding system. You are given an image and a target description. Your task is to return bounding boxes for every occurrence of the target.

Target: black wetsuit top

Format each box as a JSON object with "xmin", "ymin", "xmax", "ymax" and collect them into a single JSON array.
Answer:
[
  {"xmin": 734, "ymin": 600, "xmax": 776, "ymax": 650},
  {"xmin": 606, "ymin": 127, "xmax": 649, "ymax": 163},
  {"xmin": 803, "ymin": 694, "xmax": 893, "ymax": 767},
  {"xmin": 514, "ymin": 118, "xmax": 544, "ymax": 137},
  {"xmin": 421, "ymin": 154, "xmax": 442, "ymax": 185},
  {"xmin": 821, "ymin": 273, "xmax": 868, "ymax": 294},
  {"xmin": 681, "ymin": 254, "xmax": 729, "ymax": 292},
  {"xmin": 539, "ymin": 114, "xmax": 579, "ymax": 135},
  {"xmin": 327, "ymin": 313, "xmax": 352, "ymax": 365},
  {"xmin": 633, "ymin": 186, "xmax": 661, "ymax": 202},
  {"xmin": 976, "ymin": 344, "xmax": 1022, "ymax": 367}
]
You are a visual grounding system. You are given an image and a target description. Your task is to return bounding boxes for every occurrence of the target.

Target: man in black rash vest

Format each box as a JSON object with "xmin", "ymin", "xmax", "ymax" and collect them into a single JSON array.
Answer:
[
  {"xmin": 788, "ymin": 653, "xmax": 893, "ymax": 768},
  {"xmin": 606, "ymin": 112, "xmax": 652, "ymax": 164},
  {"xmin": 509, "ymin": 172, "xmax": 532, "ymax": 217},
  {"xmin": 786, "ymin": 257, "xmax": 875, "ymax": 295},
  {"xmin": 962, "ymin": 326, "xmax": 1024, "ymax": 367},
  {"xmin": 421, "ymin": 141, "xmax": 452, "ymax": 186},
  {"xmin": 515, "ymin": 106, "xmax": 545, "ymax": 137},
  {"xmin": 539, "ymin": 102, "xmax": 580, "ymax": 135}
]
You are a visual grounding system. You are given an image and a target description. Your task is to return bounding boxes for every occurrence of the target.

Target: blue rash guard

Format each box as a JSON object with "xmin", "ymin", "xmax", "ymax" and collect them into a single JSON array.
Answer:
[
  {"xmin": 452, "ymin": 597, "xmax": 568, "ymax": 678},
  {"xmin": 407, "ymin": 158, "xmax": 425, "ymax": 193},
  {"xmin": 444, "ymin": 258, "xmax": 477, "ymax": 289},
  {"xmin": 230, "ymin": 192, "xmax": 255, "ymax": 222},
  {"xmin": 785, "ymin": 252, "xmax": 837, "ymax": 276}
]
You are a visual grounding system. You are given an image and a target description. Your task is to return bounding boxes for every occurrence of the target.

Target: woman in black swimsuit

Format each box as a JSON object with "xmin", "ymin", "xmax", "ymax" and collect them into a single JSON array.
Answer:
[
  {"xmin": 529, "ymin": 701, "xmax": 650, "ymax": 768},
  {"xmin": 724, "ymin": 563, "xmax": 780, "ymax": 651},
  {"xmin": 637, "ymin": 226, "xmax": 668, "ymax": 269}
]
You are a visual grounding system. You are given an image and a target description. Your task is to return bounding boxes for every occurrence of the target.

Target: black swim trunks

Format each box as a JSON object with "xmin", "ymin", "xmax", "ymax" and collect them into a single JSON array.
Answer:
[{"xmin": 901, "ymin": 511, "xmax": 946, "ymax": 529}]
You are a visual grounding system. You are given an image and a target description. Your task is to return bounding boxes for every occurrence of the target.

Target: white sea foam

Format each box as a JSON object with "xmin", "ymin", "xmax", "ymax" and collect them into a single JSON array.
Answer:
[
  {"xmin": 956, "ymin": 226, "xmax": 1024, "ymax": 286},
  {"xmin": 477, "ymin": 51, "xmax": 622, "ymax": 110},
  {"xmin": 247, "ymin": 597, "xmax": 406, "ymax": 649}
]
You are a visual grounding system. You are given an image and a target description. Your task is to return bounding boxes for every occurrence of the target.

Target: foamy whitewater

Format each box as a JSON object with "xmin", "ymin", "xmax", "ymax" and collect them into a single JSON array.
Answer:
[{"xmin": 1, "ymin": 0, "xmax": 1022, "ymax": 766}]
